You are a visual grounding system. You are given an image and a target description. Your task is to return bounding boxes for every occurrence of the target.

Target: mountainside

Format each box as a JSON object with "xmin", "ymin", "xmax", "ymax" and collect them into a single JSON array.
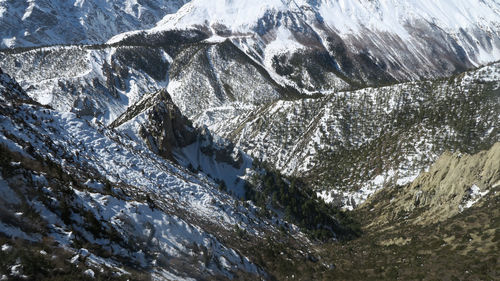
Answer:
[
  {"xmin": 0, "ymin": 0, "xmax": 498, "ymax": 204},
  {"xmin": 1, "ymin": 0, "xmax": 499, "ymax": 280},
  {"xmin": 0, "ymin": 36, "xmax": 301, "ymax": 126},
  {"xmin": 0, "ymin": 1, "xmax": 499, "ymax": 211},
  {"xmin": 0, "ymin": 68, "xmax": 265, "ymax": 279},
  {"xmin": 0, "ymin": 0, "xmax": 189, "ymax": 48},
  {"xmin": 0, "ymin": 68, "xmax": 361, "ymax": 280},
  {"xmin": 221, "ymin": 62, "xmax": 500, "ymax": 208},
  {"xmin": 322, "ymin": 143, "xmax": 500, "ymax": 280},
  {"xmin": 112, "ymin": 0, "xmax": 500, "ymax": 84}
]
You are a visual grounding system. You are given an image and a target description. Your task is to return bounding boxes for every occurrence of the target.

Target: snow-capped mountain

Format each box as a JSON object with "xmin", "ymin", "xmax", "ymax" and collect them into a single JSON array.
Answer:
[
  {"xmin": 2, "ymin": 0, "xmax": 499, "ymax": 128},
  {"xmin": 0, "ymin": 0, "xmax": 189, "ymax": 48},
  {"xmin": 112, "ymin": 0, "xmax": 500, "ymax": 83},
  {"xmin": 1, "ymin": 0, "xmax": 498, "ymax": 210},
  {"xmin": 1, "ymin": 0, "xmax": 500, "ymax": 279}
]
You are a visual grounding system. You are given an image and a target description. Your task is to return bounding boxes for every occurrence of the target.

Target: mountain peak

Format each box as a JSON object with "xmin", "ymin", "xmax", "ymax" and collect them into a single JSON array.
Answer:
[{"xmin": 151, "ymin": 0, "xmax": 500, "ymax": 35}]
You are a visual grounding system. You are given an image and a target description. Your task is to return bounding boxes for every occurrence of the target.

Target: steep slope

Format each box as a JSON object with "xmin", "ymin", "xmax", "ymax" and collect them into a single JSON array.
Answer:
[
  {"xmin": 0, "ymin": 68, "xmax": 267, "ymax": 279},
  {"xmin": 113, "ymin": 0, "xmax": 500, "ymax": 84},
  {"xmin": 366, "ymin": 142, "xmax": 500, "ymax": 226},
  {"xmin": 165, "ymin": 39, "xmax": 303, "ymax": 128},
  {"xmin": 0, "ymin": 68, "xmax": 361, "ymax": 279},
  {"xmin": 218, "ymin": 62, "xmax": 500, "ymax": 208},
  {"xmin": 319, "ymin": 143, "xmax": 500, "ymax": 280},
  {"xmin": 0, "ymin": 0, "xmax": 189, "ymax": 48}
]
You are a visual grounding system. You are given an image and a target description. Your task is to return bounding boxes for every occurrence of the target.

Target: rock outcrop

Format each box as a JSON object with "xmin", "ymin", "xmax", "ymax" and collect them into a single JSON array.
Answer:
[
  {"xmin": 111, "ymin": 89, "xmax": 197, "ymax": 160},
  {"xmin": 367, "ymin": 142, "xmax": 500, "ymax": 226}
]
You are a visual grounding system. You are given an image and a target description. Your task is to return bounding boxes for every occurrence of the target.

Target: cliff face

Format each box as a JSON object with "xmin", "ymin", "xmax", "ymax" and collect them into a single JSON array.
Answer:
[
  {"xmin": 320, "ymin": 142, "xmax": 500, "ymax": 280},
  {"xmin": 111, "ymin": 89, "xmax": 197, "ymax": 160},
  {"xmin": 365, "ymin": 142, "xmax": 500, "ymax": 227}
]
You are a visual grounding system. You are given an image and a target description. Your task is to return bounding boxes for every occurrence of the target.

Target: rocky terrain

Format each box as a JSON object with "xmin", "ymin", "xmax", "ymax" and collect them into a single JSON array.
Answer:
[
  {"xmin": 0, "ymin": 0, "xmax": 189, "ymax": 48},
  {"xmin": 0, "ymin": 0, "xmax": 499, "ymax": 280},
  {"xmin": 320, "ymin": 143, "xmax": 500, "ymax": 280}
]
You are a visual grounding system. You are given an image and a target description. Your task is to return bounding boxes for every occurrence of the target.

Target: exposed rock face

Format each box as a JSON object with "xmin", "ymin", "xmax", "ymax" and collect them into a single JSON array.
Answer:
[
  {"xmin": 0, "ymin": 68, "xmax": 32, "ymax": 103},
  {"xmin": 111, "ymin": 89, "xmax": 197, "ymax": 160},
  {"xmin": 109, "ymin": 87, "xmax": 252, "ymax": 197},
  {"xmin": 111, "ymin": 88, "xmax": 246, "ymax": 171},
  {"xmin": 139, "ymin": 91, "xmax": 197, "ymax": 160},
  {"xmin": 367, "ymin": 142, "xmax": 500, "ymax": 226}
]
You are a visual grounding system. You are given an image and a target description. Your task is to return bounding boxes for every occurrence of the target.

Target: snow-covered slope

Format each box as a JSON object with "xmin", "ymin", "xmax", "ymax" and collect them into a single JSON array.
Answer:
[
  {"xmin": 0, "ymin": 45, "xmax": 172, "ymax": 124},
  {"xmin": 0, "ymin": 0, "xmax": 189, "ymax": 48},
  {"xmin": 0, "ymin": 69, "xmax": 277, "ymax": 279},
  {"xmin": 217, "ymin": 62, "xmax": 500, "ymax": 208},
  {"xmin": 111, "ymin": 0, "xmax": 500, "ymax": 83},
  {"xmin": 2, "ymin": 66, "xmax": 365, "ymax": 279},
  {"xmin": 153, "ymin": 0, "xmax": 499, "ymax": 36}
]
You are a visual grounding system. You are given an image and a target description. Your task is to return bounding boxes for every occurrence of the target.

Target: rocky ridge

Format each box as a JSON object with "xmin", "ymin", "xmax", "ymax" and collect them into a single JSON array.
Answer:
[
  {"xmin": 366, "ymin": 142, "xmax": 500, "ymax": 226},
  {"xmin": 0, "ymin": 0, "xmax": 189, "ymax": 48}
]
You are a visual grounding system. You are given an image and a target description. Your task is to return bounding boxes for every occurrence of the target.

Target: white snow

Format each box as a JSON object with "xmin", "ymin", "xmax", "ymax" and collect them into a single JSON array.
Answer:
[
  {"xmin": 153, "ymin": 0, "xmax": 291, "ymax": 32},
  {"xmin": 263, "ymin": 26, "xmax": 304, "ymax": 71},
  {"xmin": 150, "ymin": 0, "xmax": 499, "ymax": 38},
  {"xmin": 318, "ymin": 0, "xmax": 499, "ymax": 37},
  {"xmin": 84, "ymin": 180, "xmax": 104, "ymax": 192},
  {"xmin": 0, "ymin": 76, "xmax": 270, "ymax": 277},
  {"xmin": 10, "ymin": 264, "xmax": 23, "ymax": 277},
  {"xmin": 83, "ymin": 269, "xmax": 95, "ymax": 278},
  {"xmin": 1, "ymin": 244, "xmax": 12, "ymax": 252},
  {"xmin": 459, "ymin": 184, "xmax": 490, "ymax": 211}
]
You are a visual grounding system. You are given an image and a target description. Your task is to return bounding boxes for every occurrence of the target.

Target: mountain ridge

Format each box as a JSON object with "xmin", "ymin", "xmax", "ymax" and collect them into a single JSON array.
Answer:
[
  {"xmin": 0, "ymin": 1, "xmax": 499, "ymax": 279},
  {"xmin": 110, "ymin": 0, "xmax": 500, "ymax": 83}
]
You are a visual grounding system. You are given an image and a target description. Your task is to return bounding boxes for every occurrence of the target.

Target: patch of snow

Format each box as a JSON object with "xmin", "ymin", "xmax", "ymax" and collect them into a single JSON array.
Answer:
[
  {"xmin": 318, "ymin": 168, "xmax": 421, "ymax": 210},
  {"xmin": 70, "ymin": 254, "xmax": 80, "ymax": 264},
  {"xmin": 1, "ymin": 244, "xmax": 12, "ymax": 252},
  {"xmin": 10, "ymin": 264, "xmax": 22, "ymax": 276},
  {"xmin": 84, "ymin": 180, "xmax": 104, "ymax": 192},
  {"xmin": 83, "ymin": 269, "xmax": 95, "ymax": 278},
  {"xmin": 459, "ymin": 184, "xmax": 490, "ymax": 211}
]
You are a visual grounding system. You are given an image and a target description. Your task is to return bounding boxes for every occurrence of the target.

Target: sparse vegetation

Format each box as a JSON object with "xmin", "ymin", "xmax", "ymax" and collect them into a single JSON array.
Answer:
[{"xmin": 245, "ymin": 162, "xmax": 361, "ymax": 241}]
